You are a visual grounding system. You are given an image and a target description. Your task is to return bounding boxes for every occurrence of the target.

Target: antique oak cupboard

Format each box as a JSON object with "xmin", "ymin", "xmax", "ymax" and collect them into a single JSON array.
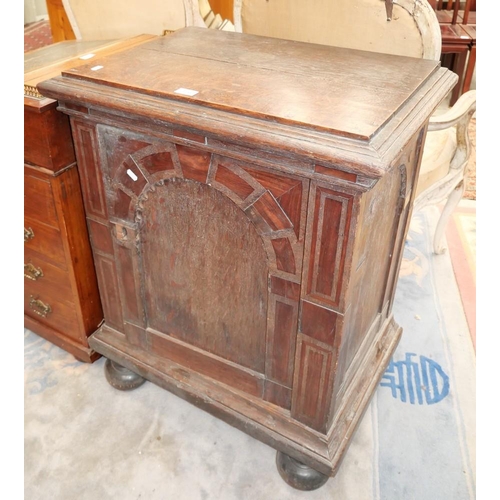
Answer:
[
  {"xmin": 24, "ymin": 35, "xmax": 156, "ymax": 362},
  {"xmin": 38, "ymin": 27, "xmax": 456, "ymax": 490}
]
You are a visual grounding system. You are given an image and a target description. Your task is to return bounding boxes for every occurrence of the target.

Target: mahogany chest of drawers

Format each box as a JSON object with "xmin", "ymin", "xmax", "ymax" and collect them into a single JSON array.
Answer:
[
  {"xmin": 24, "ymin": 36, "xmax": 155, "ymax": 362},
  {"xmin": 38, "ymin": 27, "xmax": 456, "ymax": 488}
]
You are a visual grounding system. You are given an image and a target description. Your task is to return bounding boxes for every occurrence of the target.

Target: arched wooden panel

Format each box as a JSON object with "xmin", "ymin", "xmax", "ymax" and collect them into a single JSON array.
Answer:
[{"xmin": 140, "ymin": 178, "xmax": 269, "ymax": 373}]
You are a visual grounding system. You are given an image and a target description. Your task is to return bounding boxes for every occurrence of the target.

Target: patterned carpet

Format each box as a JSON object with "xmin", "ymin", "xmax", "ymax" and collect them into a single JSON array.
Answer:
[
  {"xmin": 446, "ymin": 200, "xmax": 476, "ymax": 350},
  {"xmin": 24, "ymin": 19, "xmax": 53, "ymax": 52}
]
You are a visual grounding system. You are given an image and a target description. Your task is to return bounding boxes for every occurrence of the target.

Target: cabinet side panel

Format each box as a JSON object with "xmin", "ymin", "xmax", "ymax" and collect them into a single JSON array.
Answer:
[
  {"xmin": 330, "ymin": 128, "xmax": 426, "ymax": 417},
  {"xmin": 382, "ymin": 127, "xmax": 427, "ymax": 312},
  {"xmin": 332, "ymin": 166, "xmax": 402, "ymax": 408}
]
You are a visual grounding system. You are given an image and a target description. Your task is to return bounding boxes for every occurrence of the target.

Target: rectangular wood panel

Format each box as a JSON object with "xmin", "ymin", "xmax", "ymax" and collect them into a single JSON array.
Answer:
[
  {"xmin": 72, "ymin": 120, "xmax": 109, "ymax": 221},
  {"xmin": 24, "ymin": 218, "xmax": 66, "ymax": 268},
  {"xmin": 24, "ymin": 288, "xmax": 79, "ymax": 339},
  {"xmin": 24, "ymin": 107, "xmax": 75, "ymax": 171},
  {"xmin": 300, "ymin": 300, "xmax": 340, "ymax": 346},
  {"xmin": 93, "ymin": 253, "xmax": 124, "ymax": 331},
  {"xmin": 114, "ymin": 238, "xmax": 145, "ymax": 328},
  {"xmin": 24, "ymin": 168, "xmax": 59, "ymax": 228},
  {"xmin": 24, "ymin": 249, "xmax": 73, "ymax": 305},
  {"xmin": 266, "ymin": 293, "xmax": 298, "ymax": 387},
  {"xmin": 291, "ymin": 334, "xmax": 334, "ymax": 431},
  {"xmin": 304, "ymin": 185, "xmax": 353, "ymax": 309}
]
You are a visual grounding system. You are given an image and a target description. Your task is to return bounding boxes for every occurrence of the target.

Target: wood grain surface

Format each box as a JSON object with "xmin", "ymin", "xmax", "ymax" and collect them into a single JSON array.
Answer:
[{"xmin": 60, "ymin": 27, "xmax": 439, "ymax": 140}]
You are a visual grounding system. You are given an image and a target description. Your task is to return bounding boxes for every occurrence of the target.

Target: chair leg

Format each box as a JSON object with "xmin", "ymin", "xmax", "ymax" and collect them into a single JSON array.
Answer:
[{"xmin": 433, "ymin": 180, "xmax": 465, "ymax": 254}]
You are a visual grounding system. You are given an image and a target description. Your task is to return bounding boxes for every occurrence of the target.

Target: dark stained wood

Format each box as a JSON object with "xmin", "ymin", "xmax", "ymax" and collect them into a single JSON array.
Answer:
[
  {"xmin": 215, "ymin": 163, "xmax": 256, "ymax": 199},
  {"xmin": 271, "ymin": 238, "xmax": 296, "ymax": 274},
  {"xmin": 300, "ymin": 301, "xmax": 340, "ymax": 346},
  {"xmin": 264, "ymin": 380, "xmax": 292, "ymax": 410},
  {"xmin": 303, "ymin": 186, "xmax": 354, "ymax": 309},
  {"xmin": 150, "ymin": 328, "xmax": 266, "ymax": 397},
  {"xmin": 252, "ymin": 191, "xmax": 293, "ymax": 232},
  {"xmin": 71, "ymin": 121, "xmax": 109, "ymax": 222},
  {"xmin": 266, "ymin": 278, "xmax": 300, "ymax": 387},
  {"xmin": 178, "ymin": 145, "xmax": 212, "ymax": 182},
  {"xmin": 141, "ymin": 179, "xmax": 268, "ymax": 372},
  {"xmin": 37, "ymin": 28, "xmax": 456, "ymax": 477},
  {"xmin": 24, "ymin": 214, "xmax": 67, "ymax": 266},
  {"xmin": 291, "ymin": 334, "xmax": 334, "ymax": 431},
  {"xmin": 439, "ymin": 23, "xmax": 472, "ymax": 105},
  {"xmin": 92, "ymin": 253, "xmax": 124, "ymax": 332},
  {"xmin": 24, "ymin": 248, "xmax": 73, "ymax": 302},
  {"xmin": 24, "ymin": 106, "xmax": 75, "ymax": 171},
  {"xmin": 59, "ymin": 28, "xmax": 440, "ymax": 141}
]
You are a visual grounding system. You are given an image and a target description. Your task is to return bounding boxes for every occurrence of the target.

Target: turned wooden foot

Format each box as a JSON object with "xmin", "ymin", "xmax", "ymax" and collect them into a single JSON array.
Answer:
[
  {"xmin": 104, "ymin": 359, "xmax": 146, "ymax": 391},
  {"xmin": 276, "ymin": 451, "xmax": 329, "ymax": 491}
]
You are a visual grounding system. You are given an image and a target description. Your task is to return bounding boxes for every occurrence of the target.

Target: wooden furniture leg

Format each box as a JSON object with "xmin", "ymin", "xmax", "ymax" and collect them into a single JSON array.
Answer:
[
  {"xmin": 104, "ymin": 359, "xmax": 147, "ymax": 391},
  {"xmin": 439, "ymin": 24, "xmax": 472, "ymax": 105},
  {"xmin": 450, "ymin": 50, "xmax": 468, "ymax": 105},
  {"xmin": 462, "ymin": 43, "xmax": 475, "ymax": 94},
  {"xmin": 461, "ymin": 24, "xmax": 476, "ymax": 94},
  {"xmin": 276, "ymin": 452, "xmax": 329, "ymax": 491}
]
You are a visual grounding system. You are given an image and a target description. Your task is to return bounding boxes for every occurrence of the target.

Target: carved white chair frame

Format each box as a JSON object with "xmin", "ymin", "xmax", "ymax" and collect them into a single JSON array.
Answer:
[{"xmin": 62, "ymin": 0, "xmax": 206, "ymax": 40}]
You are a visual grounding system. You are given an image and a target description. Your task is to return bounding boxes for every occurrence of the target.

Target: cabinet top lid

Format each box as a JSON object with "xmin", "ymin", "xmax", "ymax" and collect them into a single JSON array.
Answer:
[
  {"xmin": 25, "ymin": 35, "xmax": 157, "ymax": 107},
  {"xmin": 53, "ymin": 27, "xmax": 442, "ymax": 141}
]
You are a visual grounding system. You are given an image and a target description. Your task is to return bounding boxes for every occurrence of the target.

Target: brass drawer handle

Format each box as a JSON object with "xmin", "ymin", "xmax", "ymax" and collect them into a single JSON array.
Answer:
[
  {"xmin": 24, "ymin": 263, "xmax": 44, "ymax": 281},
  {"xmin": 24, "ymin": 227, "xmax": 35, "ymax": 242},
  {"xmin": 29, "ymin": 296, "xmax": 52, "ymax": 317}
]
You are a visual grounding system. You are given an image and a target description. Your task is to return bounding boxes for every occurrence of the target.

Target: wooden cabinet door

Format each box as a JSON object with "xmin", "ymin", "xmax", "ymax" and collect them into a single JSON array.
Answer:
[{"xmin": 75, "ymin": 121, "xmax": 310, "ymax": 409}]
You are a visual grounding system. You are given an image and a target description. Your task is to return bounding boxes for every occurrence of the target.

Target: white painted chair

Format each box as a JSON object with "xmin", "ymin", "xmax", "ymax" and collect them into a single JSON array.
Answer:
[
  {"xmin": 62, "ymin": 0, "xmax": 206, "ymax": 40},
  {"xmin": 234, "ymin": 0, "xmax": 476, "ymax": 254}
]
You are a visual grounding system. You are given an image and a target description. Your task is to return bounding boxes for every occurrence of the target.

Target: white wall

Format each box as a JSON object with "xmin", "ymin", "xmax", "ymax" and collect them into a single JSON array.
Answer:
[{"xmin": 24, "ymin": 0, "xmax": 48, "ymax": 24}]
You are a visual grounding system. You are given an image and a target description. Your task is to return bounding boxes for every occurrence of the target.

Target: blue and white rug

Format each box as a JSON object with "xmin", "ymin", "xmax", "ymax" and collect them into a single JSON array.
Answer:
[{"xmin": 24, "ymin": 207, "xmax": 476, "ymax": 499}]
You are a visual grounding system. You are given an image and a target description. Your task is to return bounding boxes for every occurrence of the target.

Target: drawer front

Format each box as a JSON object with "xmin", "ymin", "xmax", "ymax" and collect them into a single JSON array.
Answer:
[
  {"xmin": 24, "ymin": 217, "xmax": 67, "ymax": 269},
  {"xmin": 24, "ymin": 248, "xmax": 74, "ymax": 303},
  {"xmin": 24, "ymin": 287, "xmax": 80, "ymax": 340},
  {"xmin": 24, "ymin": 106, "xmax": 76, "ymax": 172},
  {"xmin": 24, "ymin": 169, "xmax": 59, "ymax": 228}
]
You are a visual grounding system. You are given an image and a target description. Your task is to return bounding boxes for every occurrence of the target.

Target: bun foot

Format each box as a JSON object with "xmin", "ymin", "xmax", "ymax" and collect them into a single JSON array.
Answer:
[
  {"xmin": 104, "ymin": 359, "xmax": 146, "ymax": 391},
  {"xmin": 276, "ymin": 451, "xmax": 329, "ymax": 491}
]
